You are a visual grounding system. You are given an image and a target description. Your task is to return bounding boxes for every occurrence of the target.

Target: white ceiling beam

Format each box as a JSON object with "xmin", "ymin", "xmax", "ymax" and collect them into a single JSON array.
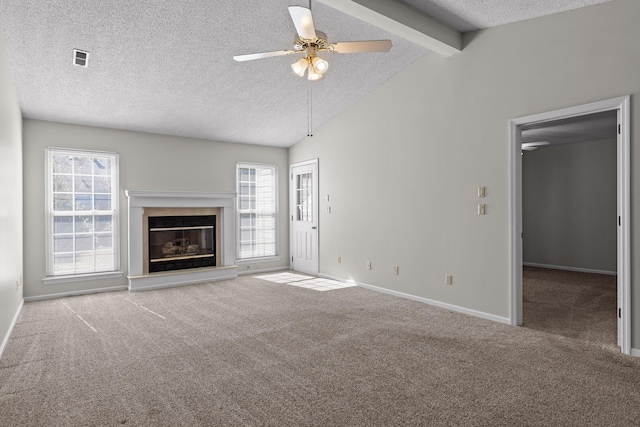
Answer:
[{"xmin": 316, "ymin": 0, "xmax": 462, "ymax": 57}]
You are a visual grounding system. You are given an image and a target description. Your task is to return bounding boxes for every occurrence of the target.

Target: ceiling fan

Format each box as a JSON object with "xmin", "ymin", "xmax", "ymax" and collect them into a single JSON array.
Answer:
[{"xmin": 233, "ymin": 6, "xmax": 393, "ymax": 81}]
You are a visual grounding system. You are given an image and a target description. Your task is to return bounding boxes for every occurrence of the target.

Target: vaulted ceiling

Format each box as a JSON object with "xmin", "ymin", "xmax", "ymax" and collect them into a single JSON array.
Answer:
[{"xmin": 0, "ymin": 0, "xmax": 612, "ymax": 147}]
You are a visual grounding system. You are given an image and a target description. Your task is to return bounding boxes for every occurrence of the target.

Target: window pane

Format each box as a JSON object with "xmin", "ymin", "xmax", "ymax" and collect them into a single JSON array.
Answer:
[
  {"xmin": 95, "ymin": 252, "xmax": 114, "ymax": 270},
  {"xmin": 75, "ymin": 252, "xmax": 95, "ymax": 272},
  {"xmin": 95, "ymin": 234, "xmax": 112, "ymax": 250},
  {"xmin": 95, "ymin": 215, "xmax": 112, "ymax": 232},
  {"xmin": 53, "ymin": 155, "xmax": 72, "ymax": 173},
  {"xmin": 74, "ymin": 175, "xmax": 92, "ymax": 192},
  {"xmin": 95, "ymin": 194, "xmax": 111, "ymax": 211},
  {"xmin": 75, "ymin": 216, "xmax": 93, "ymax": 232},
  {"xmin": 54, "ymin": 216, "xmax": 73, "ymax": 233},
  {"xmin": 75, "ymin": 194, "xmax": 92, "ymax": 211},
  {"xmin": 240, "ymin": 213, "xmax": 253, "ymax": 227},
  {"xmin": 239, "ymin": 183, "xmax": 253, "ymax": 196},
  {"xmin": 94, "ymin": 176, "xmax": 111, "ymax": 193},
  {"xmin": 239, "ymin": 168, "xmax": 250, "ymax": 181},
  {"xmin": 54, "ymin": 194, "xmax": 73, "ymax": 211},
  {"xmin": 74, "ymin": 157, "xmax": 93, "ymax": 174},
  {"xmin": 239, "ymin": 196, "xmax": 253, "ymax": 210},
  {"xmin": 75, "ymin": 235, "xmax": 93, "ymax": 251},
  {"xmin": 54, "ymin": 235, "xmax": 73, "ymax": 253},
  {"xmin": 53, "ymin": 175, "xmax": 72, "ymax": 192},
  {"xmin": 240, "ymin": 229, "xmax": 253, "ymax": 241},
  {"xmin": 93, "ymin": 158, "xmax": 111, "ymax": 175},
  {"xmin": 53, "ymin": 254, "xmax": 74, "ymax": 273}
]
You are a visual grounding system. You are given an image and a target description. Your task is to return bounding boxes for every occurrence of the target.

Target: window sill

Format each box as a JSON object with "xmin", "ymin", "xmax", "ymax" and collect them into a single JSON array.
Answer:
[
  {"xmin": 43, "ymin": 271, "xmax": 124, "ymax": 285},
  {"xmin": 235, "ymin": 256, "xmax": 280, "ymax": 264}
]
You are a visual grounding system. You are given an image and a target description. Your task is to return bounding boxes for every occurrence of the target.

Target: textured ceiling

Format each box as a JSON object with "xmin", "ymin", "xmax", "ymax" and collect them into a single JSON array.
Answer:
[
  {"xmin": 0, "ymin": 0, "xmax": 614, "ymax": 147},
  {"xmin": 521, "ymin": 110, "xmax": 617, "ymax": 146},
  {"xmin": 399, "ymin": 0, "xmax": 613, "ymax": 32}
]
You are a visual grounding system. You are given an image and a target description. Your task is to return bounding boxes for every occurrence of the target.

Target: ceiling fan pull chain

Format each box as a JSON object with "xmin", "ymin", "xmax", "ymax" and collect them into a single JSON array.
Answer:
[{"xmin": 308, "ymin": 87, "xmax": 313, "ymax": 137}]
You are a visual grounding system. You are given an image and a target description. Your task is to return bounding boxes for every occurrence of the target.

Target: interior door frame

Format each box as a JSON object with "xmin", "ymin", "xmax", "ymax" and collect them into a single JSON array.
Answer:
[
  {"xmin": 289, "ymin": 158, "xmax": 319, "ymax": 275},
  {"xmin": 508, "ymin": 95, "xmax": 631, "ymax": 355}
]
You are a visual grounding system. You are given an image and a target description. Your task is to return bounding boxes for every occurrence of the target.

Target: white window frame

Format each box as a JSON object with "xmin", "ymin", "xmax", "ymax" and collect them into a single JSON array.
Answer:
[
  {"xmin": 236, "ymin": 163, "xmax": 279, "ymax": 261},
  {"xmin": 44, "ymin": 147, "xmax": 121, "ymax": 283}
]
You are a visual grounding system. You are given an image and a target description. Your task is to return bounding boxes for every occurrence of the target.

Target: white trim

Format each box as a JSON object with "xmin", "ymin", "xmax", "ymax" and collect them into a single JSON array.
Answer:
[
  {"xmin": 523, "ymin": 263, "xmax": 616, "ymax": 276},
  {"xmin": 509, "ymin": 96, "xmax": 631, "ymax": 355},
  {"xmin": 0, "ymin": 299, "xmax": 24, "ymax": 359},
  {"xmin": 24, "ymin": 286, "xmax": 128, "ymax": 302},
  {"xmin": 235, "ymin": 256, "xmax": 281, "ymax": 264},
  {"xmin": 127, "ymin": 266, "xmax": 237, "ymax": 291},
  {"xmin": 631, "ymin": 348, "xmax": 640, "ymax": 358},
  {"xmin": 319, "ymin": 273, "xmax": 511, "ymax": 325},
  {"xmin": 43, "ymin": 270, "xmax": 124, "ymax": 285},
  {"xmin": 237, "ymin": 266, "xmax": 288, "ymax": 276}
]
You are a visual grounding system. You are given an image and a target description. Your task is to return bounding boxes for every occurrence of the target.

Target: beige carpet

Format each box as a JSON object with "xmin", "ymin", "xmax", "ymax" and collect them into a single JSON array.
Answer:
[
  {"xmin": 523, "ymin": 266, "xmax": 617, "ymax": 349},
  {"xmin": 1, "ymin": 274, "xmax": 639, "ymax": 426}
]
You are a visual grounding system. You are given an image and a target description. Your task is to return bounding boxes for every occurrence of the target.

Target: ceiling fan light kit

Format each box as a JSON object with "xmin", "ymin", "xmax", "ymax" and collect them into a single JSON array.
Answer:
[{"xmin": 233, "ymin": 6, "xmax": 392, "ymax": 82}]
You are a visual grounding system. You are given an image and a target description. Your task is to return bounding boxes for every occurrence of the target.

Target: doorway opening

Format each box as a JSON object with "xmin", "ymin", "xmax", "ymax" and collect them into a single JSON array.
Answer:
[{"xmin": 509, "ymin": 96, "xmax": 631, "ymax": 355}]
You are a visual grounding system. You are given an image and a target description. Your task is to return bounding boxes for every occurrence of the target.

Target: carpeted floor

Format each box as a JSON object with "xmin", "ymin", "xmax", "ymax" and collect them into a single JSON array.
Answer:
[
  {"xmin": 1, "ymin": 274, "xmax": 639, "ymax": 426},
  {"xmin": 523, "ymin": 266, "xmax": 617, "ymax": 349}
]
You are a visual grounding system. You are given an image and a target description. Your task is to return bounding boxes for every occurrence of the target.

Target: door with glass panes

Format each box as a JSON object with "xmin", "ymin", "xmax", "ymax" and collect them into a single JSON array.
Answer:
[{"xmin": 290, "ymin": 159, "xmax": 318, "ymax": 275}]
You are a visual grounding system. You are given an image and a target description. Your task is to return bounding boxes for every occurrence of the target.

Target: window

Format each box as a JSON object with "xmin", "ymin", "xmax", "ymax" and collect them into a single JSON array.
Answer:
[
  {"xmin": 46, "ymin": 148, "xmax": 119, "ymax": 277},
  {"xmin": 237, "ymin": 163, "xmax": 278, "ymax": 259}
]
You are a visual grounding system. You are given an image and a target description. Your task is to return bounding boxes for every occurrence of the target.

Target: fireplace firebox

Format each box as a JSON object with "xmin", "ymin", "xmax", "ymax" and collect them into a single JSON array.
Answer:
[{"xmin": 148, "ymin": 215, "xmax": 215, "ymax": 273}]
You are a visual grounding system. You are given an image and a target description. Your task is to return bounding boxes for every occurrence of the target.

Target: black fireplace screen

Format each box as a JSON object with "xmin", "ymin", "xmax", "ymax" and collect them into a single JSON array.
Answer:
[{"xmin": 148, "ymin": 215, "xmax": 215, "ymax": 273}]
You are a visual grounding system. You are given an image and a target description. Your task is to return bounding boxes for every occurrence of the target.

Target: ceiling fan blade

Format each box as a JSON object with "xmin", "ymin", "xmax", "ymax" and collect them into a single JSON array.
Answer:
[
  {"xmin": 289, "ymin": 6, "xmax": 316, "ymax": 40},
  {"xmin": 233, "ymin": 50, "xmax": 294, "ymax": 62},
  {"xmin": 330, "ymin": 40, "xmax": 393, "ymax": 54}
]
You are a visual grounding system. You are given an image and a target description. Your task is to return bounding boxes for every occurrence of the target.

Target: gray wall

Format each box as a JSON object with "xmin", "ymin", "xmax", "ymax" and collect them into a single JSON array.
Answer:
[
  {"xmin": 0, "ymin": 21, "xmax": 23, "ymax": 354},
  {"xmin": 523, "ymin": 139, "xmax": 617, "ymax": 273},
  {"xmin": 22, "ymin": 120, "xmax": 289, "ymax": 299},
  {"xmin": 289, "ymin": 0, "xmax": 640, "ymax": 346}
]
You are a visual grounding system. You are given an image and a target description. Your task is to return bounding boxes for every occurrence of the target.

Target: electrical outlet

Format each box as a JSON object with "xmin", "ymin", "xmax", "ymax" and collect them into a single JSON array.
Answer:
[
  {"xmin": 366, "ymin": 261, "xmax": 372, "ymax": 270},
  {"xmin": 478, "ymin": 204, "xmax": 486, "ymax": 215},
  {"xmin": 337, "ymin": 256, "xmax": 341, "ymax": 264},
  {"xmin": 393, "ymin": 265, "xmax": 399, "ymax": 275},
  {"xmin": 478, "ymin": 186, "xmax": 486, "ymax": 198},
  {"xmin": 445, "ymin": 274, "xmax": 453, "ymax": 285}
]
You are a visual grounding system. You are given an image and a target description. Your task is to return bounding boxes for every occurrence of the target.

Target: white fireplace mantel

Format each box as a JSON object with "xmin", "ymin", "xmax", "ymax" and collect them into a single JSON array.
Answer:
[{"xmin": 126, "ymin": 190, "xmax": 238, "ymax": 291}]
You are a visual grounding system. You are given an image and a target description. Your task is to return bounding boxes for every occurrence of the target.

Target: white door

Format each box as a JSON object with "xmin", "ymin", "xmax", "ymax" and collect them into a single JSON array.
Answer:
[{"xmin": 290, "ymin": 159, "xmax": 318, "ymax": 275}]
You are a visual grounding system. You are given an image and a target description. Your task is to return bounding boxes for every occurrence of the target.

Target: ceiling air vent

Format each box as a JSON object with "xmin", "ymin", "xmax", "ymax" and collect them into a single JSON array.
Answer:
[{"xmin": 73, "ymin": 49, "xmax": 89, "ymax": 67}]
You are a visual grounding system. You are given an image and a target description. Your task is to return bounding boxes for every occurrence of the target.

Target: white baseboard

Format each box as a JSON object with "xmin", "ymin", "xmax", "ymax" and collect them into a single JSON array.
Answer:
[
  {"xmin": 319, "ymin": 273, "xmax": 511, "ymax": 325},
  {"xmin": 0, "ymin": 298, "xmax": 24, "ymax": 359},
  {"xmin": 24, "ymin": 285, "xmax": 128, "ymax": 302},
  {"xmin": 523, "ymin": 262, "xmax": 616, "ymax": 276},
  {"xmin": 631, "ymin": 348, "xmax": 640, "ymax": 358},
  {"xmin": 237, "ymin": 266, "xmax": 288, "ymax": 276}
]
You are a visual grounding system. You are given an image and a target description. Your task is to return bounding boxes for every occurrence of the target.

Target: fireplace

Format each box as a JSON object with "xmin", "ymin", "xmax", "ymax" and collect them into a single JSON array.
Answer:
[
  {"xmin": 126, "ymin": 191, "xmax": 238, "ymax": 291},
  {"xmin": 148, "ymin": 215, "xmax": 216, "ymax": 273}
]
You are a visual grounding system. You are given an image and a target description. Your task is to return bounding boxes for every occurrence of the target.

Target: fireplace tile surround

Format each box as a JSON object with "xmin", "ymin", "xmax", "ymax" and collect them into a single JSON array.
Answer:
[{"xmin": 126, "ymin": 191, "xmax": 238, "ymax": 291}]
